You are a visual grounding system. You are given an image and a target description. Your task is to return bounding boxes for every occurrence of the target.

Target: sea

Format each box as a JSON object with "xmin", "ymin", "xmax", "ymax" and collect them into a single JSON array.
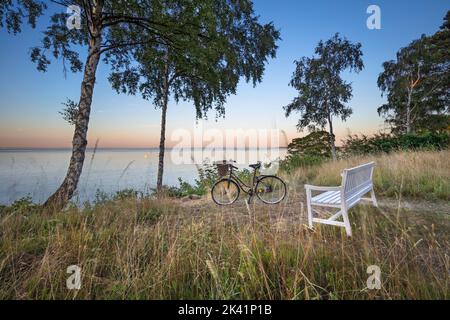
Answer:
[{"xmin": 0, "ymin": 148, "xmax": 287, "ymax": 205}]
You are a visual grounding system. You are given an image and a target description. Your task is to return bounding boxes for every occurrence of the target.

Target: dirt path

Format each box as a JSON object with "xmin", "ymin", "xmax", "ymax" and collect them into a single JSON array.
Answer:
[
  {"xmin": 177, "ymin": 193, "xmax": 450, "ymax": 218},
  {"xmin": 378, "ymin": 198, "xmax": 450, "ymax": 215}
]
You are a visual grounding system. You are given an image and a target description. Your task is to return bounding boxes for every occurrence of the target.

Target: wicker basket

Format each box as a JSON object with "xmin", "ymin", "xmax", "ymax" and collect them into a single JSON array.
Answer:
[{"xmin": 216, "ymin": 163, "xmax": 230, "ymax": 177}]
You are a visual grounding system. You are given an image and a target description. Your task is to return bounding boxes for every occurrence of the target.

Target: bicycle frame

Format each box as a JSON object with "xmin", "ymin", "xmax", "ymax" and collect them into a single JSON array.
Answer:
[
  {"xmin": 212, "ymin": 162, "xmax": 286, "ymax": 205},
  {"xmin": 227, "ymin": 165, "xmax": 265, "ymax": 195}
]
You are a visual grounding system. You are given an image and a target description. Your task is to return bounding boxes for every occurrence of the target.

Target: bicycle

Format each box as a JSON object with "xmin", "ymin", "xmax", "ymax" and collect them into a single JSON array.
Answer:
[{"xmin": 211, "ymin": 160, "xmax": 287, "ymax": 205}]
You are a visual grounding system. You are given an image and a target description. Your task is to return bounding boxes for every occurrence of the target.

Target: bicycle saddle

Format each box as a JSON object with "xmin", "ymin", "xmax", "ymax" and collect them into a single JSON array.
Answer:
[{"xmin": 249, "ymin": 162, "xmax": 261, "ymax": 169}]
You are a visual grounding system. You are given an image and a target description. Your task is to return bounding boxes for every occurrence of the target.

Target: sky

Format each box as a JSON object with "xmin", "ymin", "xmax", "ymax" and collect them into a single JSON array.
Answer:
[{"xmin": 0, "ymin": 0, "xmax": 448, "ymax": 148}]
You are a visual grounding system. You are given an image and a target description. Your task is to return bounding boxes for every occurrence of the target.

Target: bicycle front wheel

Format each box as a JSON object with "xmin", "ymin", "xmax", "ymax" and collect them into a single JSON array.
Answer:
[
  {"xmin": 255, "ymin": 175, "xmax": 287, "ymax": 204},
  {"xmin": 211, "ymin": 179, "xmax": 240, "ymax": 205}
]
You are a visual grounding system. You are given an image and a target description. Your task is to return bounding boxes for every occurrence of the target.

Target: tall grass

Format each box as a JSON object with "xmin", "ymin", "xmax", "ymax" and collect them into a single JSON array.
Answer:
[
  {"xmin": 287, "ymin": 150, "xmax": 450, "ymax": 200},
  {"xmin": 0, "ymin": 151, "xmax": 449, "ymax": 299}
]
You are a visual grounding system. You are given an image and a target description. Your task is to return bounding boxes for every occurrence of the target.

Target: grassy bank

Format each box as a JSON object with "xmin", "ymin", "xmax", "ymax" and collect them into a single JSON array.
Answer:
[{"xmin": 0, "ymin": 151, "xmax": 449, "ymax": 299}]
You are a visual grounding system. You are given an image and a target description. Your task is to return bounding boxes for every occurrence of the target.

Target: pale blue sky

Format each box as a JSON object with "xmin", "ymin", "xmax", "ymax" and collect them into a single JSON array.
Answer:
[{"xmin": 0, "ymin": 0, "xmax": 448, "ymax": 148}]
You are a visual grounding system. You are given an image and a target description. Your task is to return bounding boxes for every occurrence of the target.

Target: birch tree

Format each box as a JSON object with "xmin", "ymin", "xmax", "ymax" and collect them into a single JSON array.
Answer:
[
  {"xmin": 283, "ymin": 33, "xmax": 364, "ymax": 160},
  {"xmin": 109, "ymin": 4, "xmax": 279, "ymax": 192}
]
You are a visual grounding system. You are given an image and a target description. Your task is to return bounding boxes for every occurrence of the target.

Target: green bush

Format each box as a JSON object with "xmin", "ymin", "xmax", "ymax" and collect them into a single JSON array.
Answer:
[
  {"xmin": 160, "ymin": 177, "xmax": 209, "ymax": 198},
  {"xmin": 167, "ymin": 162, "xmax": 257, "ymax": 198},
  {"xmin": 5, "ymin": 196, "xmax": 40, "ymax": 215},
  {"xmin": 113, "ymin": 189, "xmax": 138, "ymax": 200},
  {"xmin": 280, "ymin": 131, "xmax": 332, "ymax": 171},
  {"xmin": 343, "ymin": 132, "xmax": 449, "ymax": 155},
  {"xmin": 285, "ymin": 131, "xmax": 332, "ymax": 158}
]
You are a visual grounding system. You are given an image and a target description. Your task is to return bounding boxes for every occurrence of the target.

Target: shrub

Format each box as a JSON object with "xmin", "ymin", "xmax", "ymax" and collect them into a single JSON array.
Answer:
[
  {"xmin": 2, "ymin": 196, "xmax": 41, "ymax": 216},
  {"xmin": 280, "ymin": 131, "xmax": 332, "ymax": 171},
  {"xmin": 113, "ymin": 189, "xmax": 139, "ymax": 200},
  {"xmin": 166, "ymin": 162, "xmax": 257, "ymax": 198},
  {"xmin": 286, "ymin": 131, "xmax": 332, "ymax": 158},
  {"xmin": 342, "ymin": 132, "xmax": 449, "ymax": 156}
]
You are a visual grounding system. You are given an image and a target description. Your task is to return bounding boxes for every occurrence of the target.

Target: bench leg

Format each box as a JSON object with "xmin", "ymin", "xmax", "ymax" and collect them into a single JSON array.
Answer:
[
  {"xmin": 370, "ymin": 189, "xmax": 378, "ymax": 207},
  {"xmin": 306, "ymin": 189, "xmax": 313, "ymax": 228},
  {"xmin": 341, "ymin": 206, "xmax": 352, "ymax": 237}
]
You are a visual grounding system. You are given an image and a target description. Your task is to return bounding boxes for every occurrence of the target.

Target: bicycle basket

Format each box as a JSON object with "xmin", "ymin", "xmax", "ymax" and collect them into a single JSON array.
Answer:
[{"xmin": 216, "ymin": 163, "xmax": 230, "ymax": 177}]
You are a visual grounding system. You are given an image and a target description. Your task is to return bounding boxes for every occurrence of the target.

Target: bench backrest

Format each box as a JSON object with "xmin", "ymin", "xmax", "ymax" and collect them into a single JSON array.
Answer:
[{"xmin": 341, "ymin": 162, "xmax": 375, "ymax": 203}]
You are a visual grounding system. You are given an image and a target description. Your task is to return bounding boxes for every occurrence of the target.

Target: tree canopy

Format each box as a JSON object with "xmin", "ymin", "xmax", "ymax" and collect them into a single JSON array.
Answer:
[
  {"xmin": 377, "ymin": 11, "xmax": 450, "ymax": 133},
  {"xmin": 108, "ymin": 1, "xmax": 279, "ymax": 119}
]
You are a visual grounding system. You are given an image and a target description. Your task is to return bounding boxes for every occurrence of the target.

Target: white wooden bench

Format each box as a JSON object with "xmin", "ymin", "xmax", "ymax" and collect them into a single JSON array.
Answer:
[{"xmin": 305, "ymin": 162, "xmax": 377, "ymax": 236}]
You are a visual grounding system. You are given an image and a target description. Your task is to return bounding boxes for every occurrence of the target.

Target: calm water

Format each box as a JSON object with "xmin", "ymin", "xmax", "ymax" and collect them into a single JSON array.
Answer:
[{"xmin": 0, "ymin": 148, "xmax": 286, "ymax": 205}]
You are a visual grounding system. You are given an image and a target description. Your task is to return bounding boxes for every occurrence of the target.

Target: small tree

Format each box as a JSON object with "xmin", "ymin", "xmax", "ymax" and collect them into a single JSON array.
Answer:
[
  {"xmin": 284, "ymin": 33, "xmax": 364, "ymax": 160},
  {"xmin": 377, "ymin": 11, "xmax": 450, "ymax": 134},
  {"xmin": 109, "ymin": 6, "xmax": 279, "ymax": 192}
]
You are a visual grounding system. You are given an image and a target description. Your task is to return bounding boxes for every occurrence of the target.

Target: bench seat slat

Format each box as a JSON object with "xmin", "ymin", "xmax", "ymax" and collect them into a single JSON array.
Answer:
[{"xmin": 312, "ymin": 190, "xmax": 341, "ymax": 205}]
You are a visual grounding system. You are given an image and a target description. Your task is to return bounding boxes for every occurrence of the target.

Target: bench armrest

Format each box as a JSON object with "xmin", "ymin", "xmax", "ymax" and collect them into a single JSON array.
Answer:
[{"xmin": 304, "ymin": 184, "xmax": 342, "ymax": 192}]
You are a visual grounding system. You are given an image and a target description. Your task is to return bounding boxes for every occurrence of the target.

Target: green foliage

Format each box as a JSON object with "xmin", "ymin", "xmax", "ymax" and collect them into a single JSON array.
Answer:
[
  {"xmin": 89, "ymin": 188, "xmax": 140, "ymax": 205},
  {"xmin": 280, "ymin": 131, "xmax": 331, "ymax": 171},
  {"xmin": 9, "ymin": 196, "xmax": 39, "ymax": 214},
  {"xmin": 377, "ymin": 11, "xmax": 450, "ymax": 133},
  {"xmin": 165, "ymin": 162, "xmax": 256, "ymax": 198},
  {"xmin": 285, "ymin": 131, "xmax": 332, "ymax": 158},
  {"xmin": 93, "ymin": 189, "xmax": 110, "ymax": 206},
  {"xmin": 113, "ymin": 189, "xmax": 138, "ymax": 201},
  {"xmin": 0, "ymin": 0, "xmax": 46, "ymax": 34},
  {"xmin": 176, "ymin": 178, "xmax": 206, "ymax": 197},
  {"xmin": 162, "ymin": 162, "xmax": 220, "ymax": 198},
  {"xmin": 343, "ymin": 132, "xmax": 450, "ymax": 155},
  {"xmin": 197, "ymin": 163, "xmax": 220, "ymax": 188},
  {"xmin": 109, "ymin": 1, "xmax": 280, "ymax": 119},
  {"xmin": 59, "ymin": 98, "xmax": 79, "ymax": 126},
  {"xmin": 0, "ymin": 196, "xmax": 40, "ymax": 218},
  {"xmin": 159, "ymin": 178, "xmax": 211, "ymax": 198}
]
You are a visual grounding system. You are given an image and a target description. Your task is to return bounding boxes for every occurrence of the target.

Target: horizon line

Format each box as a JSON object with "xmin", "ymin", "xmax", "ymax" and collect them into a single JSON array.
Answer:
[{"xmin": 0, "ymin": 146, "xmax": 288, "ymax": 151}]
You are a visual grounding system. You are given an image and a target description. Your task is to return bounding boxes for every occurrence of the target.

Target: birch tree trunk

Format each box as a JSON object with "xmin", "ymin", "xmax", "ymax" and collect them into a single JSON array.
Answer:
[
  {"xmin": 44, "ymin": 19, "xmax": 102, "ymax": 211},
  {"xmin": 156, "ymin": 60, "xmax": 170, "ymax": 193},
  {"xmin": 327, "ymin": 112, "xmax": 337, "ymax": 161},
  {"xmin": 328, "ymin": 120, "xmax": 337, "ymax": 161},
  {"xmin": 406, "ymin": 87, "xmax": 413, "ymax": 134}
]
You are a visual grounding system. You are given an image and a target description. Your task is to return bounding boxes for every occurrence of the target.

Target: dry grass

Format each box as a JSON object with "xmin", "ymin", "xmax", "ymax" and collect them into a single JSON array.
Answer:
[
  {"xmin": 287, "ymin": 150, "xmax": 450, "ymax": 200},
  {"xmin": 0, "ymin": 150, "xmax": 449, "ymax": 299}
]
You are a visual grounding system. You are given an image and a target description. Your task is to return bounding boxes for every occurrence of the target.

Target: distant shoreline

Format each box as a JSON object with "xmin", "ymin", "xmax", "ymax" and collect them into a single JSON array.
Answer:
[{"xmin": 0, "ymin": 147, "xmax": 288, "ymax": 152}]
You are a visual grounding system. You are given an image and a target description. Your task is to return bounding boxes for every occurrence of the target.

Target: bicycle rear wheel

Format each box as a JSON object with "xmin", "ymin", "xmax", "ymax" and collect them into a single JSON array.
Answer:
[
  {"xmin": 211, "ymin": 179, "xmax": 240, "ymax": 205},
  {"xmin": 255, "ymin": 175, "xmax": 286, "ymax": 204}
]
